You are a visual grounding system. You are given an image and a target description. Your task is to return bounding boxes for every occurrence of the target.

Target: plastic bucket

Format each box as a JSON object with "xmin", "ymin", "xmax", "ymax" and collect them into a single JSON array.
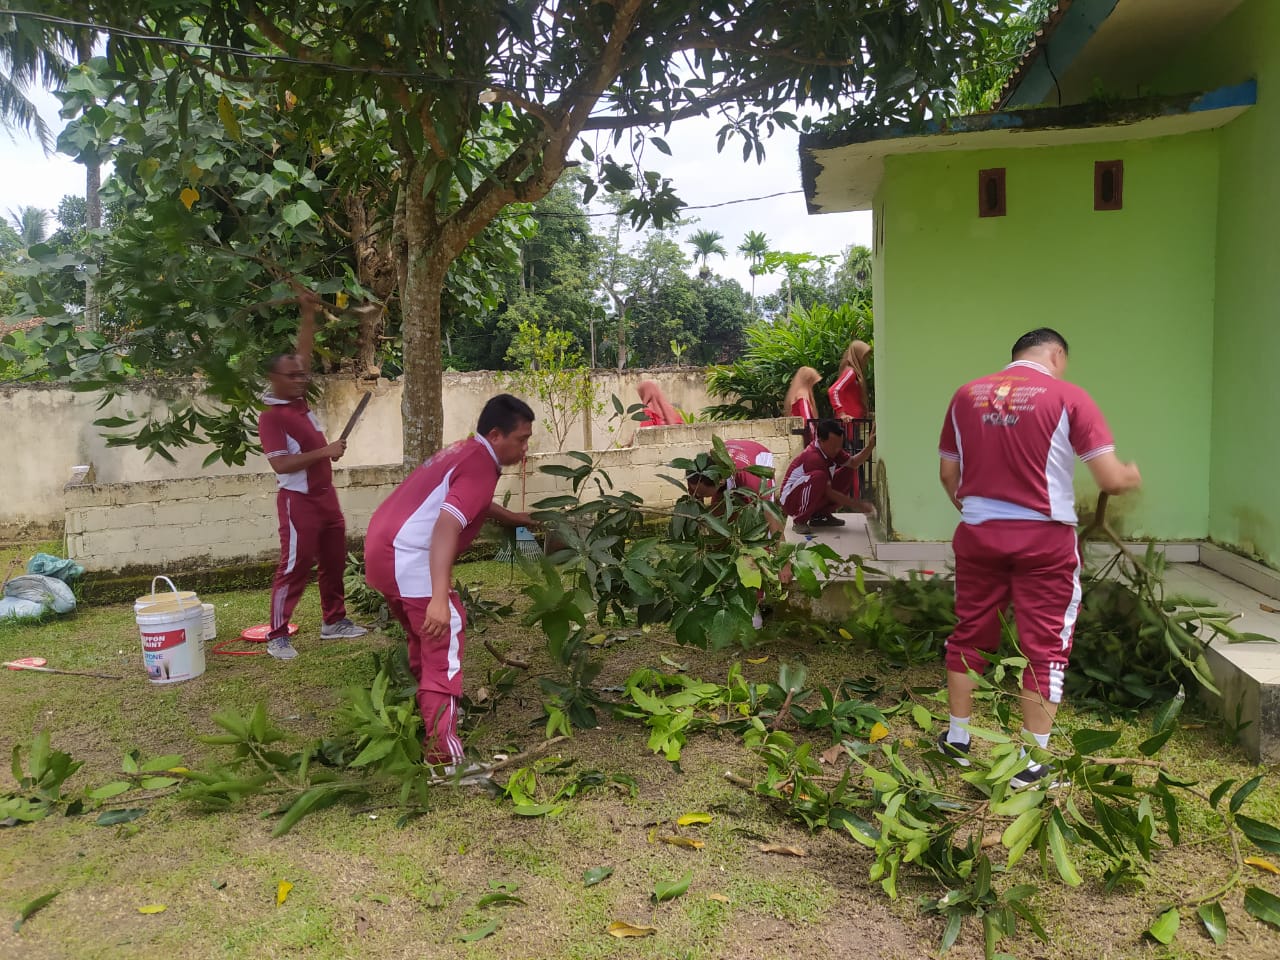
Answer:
[
  {"xmin": 136, "ymin": 598, "xmax": 206, "ymax": 684},
  {"xmin": 134, "ymin": 575, "xmax": 198, "ymax": 615},
  {"xmin": 201, "ymin": 603, "xmax": 216, "ymax": 642}
]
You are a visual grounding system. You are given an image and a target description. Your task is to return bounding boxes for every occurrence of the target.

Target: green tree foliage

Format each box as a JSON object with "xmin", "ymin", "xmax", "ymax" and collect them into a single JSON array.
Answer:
[
  {"xmin": 705, "ymin": 302, "xmax": 872, "ymax": 420},
  {"xmin": 955, "ymin": 0, "xmax": 1056, "ymax": 113},
  {"xmin": 0, "ymin": 7, "xmax": 71, "ymax": 149},
  {"xmin": 502, "ymin": 321, "xmax": 600, "ymax": 452},
  {"xmin": 11, "ymin": 0, "xmax": 1012, "ymax": 463}
]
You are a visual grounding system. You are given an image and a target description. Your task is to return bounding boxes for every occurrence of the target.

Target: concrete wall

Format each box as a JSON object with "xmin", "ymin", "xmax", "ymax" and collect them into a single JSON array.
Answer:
[
  {"xmin": 63, "ymin": 418, "xmax": 803, "ymax": 573},
  {"xmin": 873, "ymin": 131, "xmax": 1219, "ymax": 542},
  {"xmin": 1151, "ymin": 0, "xmax": 1280, "ymax": 566},
  {"xmin": 0, "ymin": 368, "xmax": 713, "ymax": 539}
]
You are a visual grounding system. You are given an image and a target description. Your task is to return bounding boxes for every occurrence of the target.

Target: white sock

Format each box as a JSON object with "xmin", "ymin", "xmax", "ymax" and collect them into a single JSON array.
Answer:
[
  {"xmin": 948, "ymin": 715, "xmax": 971, "ymax": 746},
  {"xmin": 1020, "ymin": 731, "xmax": 1051, "ymax": 768}
]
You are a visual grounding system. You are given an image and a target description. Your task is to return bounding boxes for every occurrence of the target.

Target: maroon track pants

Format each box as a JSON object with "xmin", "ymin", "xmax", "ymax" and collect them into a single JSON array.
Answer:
[
  {"xmin": 781, "ymin": 464, "xmax": 858, "ymax": 523},
  {"xmin": 382, "ymin": 592, "xmax": 469, "ymax": 764},
  {"xmin": 946, "ymin": 520, "xmax": 1081, "ymax": 704},
  {"xmin": 268, "ymin": 487, "xmax": 348, "ymax": 640}
]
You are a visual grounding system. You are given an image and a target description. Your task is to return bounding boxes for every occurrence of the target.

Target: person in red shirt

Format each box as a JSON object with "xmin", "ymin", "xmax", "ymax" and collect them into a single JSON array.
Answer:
[
  {"xmin": 364, "ymin": 395, "xmax": 535, "ymax": 781},
  {"xmin": 778, "ymin": 419, "xmax": 876, "ymax": 534},
  {"xmin": 636, "ymin": 380, "xmax": 683, "ymax": 428},
  {"xmin": 258, "ymin": 294, "xmax": 368, "ymax": 660},
  {"xmin": 935, "ymin": 328, "xmax": 1141, "ymax": 789},
  {"xmin": 685, "ymin": 439, "xmax": 782, "ymax": 533},
  {"xmin": 828, "ymin": 339, "xmax": 871, "ymax": 421},
  {"xmin": 783, "ymin": 366, "xmax": 821, "ymax": 446}
]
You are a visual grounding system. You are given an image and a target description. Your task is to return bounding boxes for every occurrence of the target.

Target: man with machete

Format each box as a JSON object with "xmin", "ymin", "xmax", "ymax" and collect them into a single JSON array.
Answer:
[{"xmin": 257, "ymin": 291, "xmax": 368, "ymax": 660}]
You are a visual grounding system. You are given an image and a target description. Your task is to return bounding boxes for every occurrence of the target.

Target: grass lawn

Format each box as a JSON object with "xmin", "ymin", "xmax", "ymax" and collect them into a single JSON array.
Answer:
[{"xmin": 2, "ymin": 559, "xmax": 1279, "ymax": 959}]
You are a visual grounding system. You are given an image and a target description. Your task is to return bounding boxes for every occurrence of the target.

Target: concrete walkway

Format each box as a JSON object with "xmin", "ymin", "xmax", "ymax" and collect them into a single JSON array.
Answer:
[{"xmin": 785, "ymin": 516, "xmax": 1280, "ymax": 762}]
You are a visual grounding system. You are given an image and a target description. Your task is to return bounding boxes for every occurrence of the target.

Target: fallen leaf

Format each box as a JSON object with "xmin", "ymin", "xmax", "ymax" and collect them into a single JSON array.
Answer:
[
  {"xmin": 820, "ymin": 743, "xmax": 846, "ymax": 765},
  {"xmin": 476, "ymin": 892, "xmax": 525, "ymax": 908},
  {"xmin": 607, "ymin": 920, "xmax": 657, "ymax": 938},
  {"xmin": 137, "ymin": 904, "xmax": 167, "ymax": 914},
  {"xmin": 746, "ymin": 656, "xmax": 770, "ymax": 664},
  {"xmin": 759, "ymin": 843, "xmax": 807, "ymax": 857},
  {"xmin": 355, "ymin": 913, "xmax": 369, "ymax": 937},
  {"xmin": 422, "ymin": 891, "xmax": 444, "ymax": 910},
  {"xmin": 583, "ymin": 865, "xmax": 614, "ymax": 887},
  {"xmin": 366, "ymin": 893, "xmax": 391, "ymax": 905},
  {"xmin": 869, "ymin": 722, "xmax": 890, "ymax": 743},
  {"xmin": 660, "ymin": 654, "xmax": 688, "ymax": 671},
  {"xmin": 677, "ymin": 812, "xmax": 713, "ymax": 827},
  {"xmin": 96, "ymin": 808, "xmax": 148, "ymax": 826},
  {"xmin": 1245, "ymin": 856, "xmax": 1280, "ymax": 876},
  {"xmin": 707, "ymin": 893, "xmax": 731, "ymax": 903},
  {"xmin": 179, "ymin": 187, "xmax": 200, "ymax": 210},
  {"xmin": 13, "ymin": 890, "xmax": 58, "ymax": 932},
  {"xmin": 1261, "ymin": 603, "xmax": 1280, "ymax": 613},
  {"xmin": 210, "ymin": 880, "xmax": 227, "ymax": 891},
  {"xmin": 653, "ymin": 870, "xmax": 694, "ymax": 903},
  {"xmin": 335, "ymin": 291, "xmax": 350, "ymax": 309},
  {"xmin": 837, "ymin": 628, "xmax": 853, "ymax": 640},
  {"xmin": 276, "ymin": 880, "xmax": 293, "ymax": 906},
  {"xmin": 458, "ymin": 918, "xmax": 499, "ymax": 942},
  {"xmin": 660, "ymin": 835, "xmax": 705, "ymax": 850}
]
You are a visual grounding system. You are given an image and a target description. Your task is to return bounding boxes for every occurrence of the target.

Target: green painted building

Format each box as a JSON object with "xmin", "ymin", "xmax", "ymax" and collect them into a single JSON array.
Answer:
[{"xmin": 800, "ymin": 0, "xmax": 1278, "ymax": 565}]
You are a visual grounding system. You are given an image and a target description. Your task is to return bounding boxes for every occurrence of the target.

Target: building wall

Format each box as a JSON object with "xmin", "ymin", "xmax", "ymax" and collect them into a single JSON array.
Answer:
[
  {"xmin": 63, "ymin": 418, "xmax": 803, "ymax": 573},
  {"xmin": 873, "ymin": 134, "xmax": 1219, "ymax": 541},
  {"xmin": 0, "ymin": 368, "xmax": 712, "ymax": 539},
  {"xmin": 1152, "ymin": 0, "xmax": 1280, "ymax": 565}
]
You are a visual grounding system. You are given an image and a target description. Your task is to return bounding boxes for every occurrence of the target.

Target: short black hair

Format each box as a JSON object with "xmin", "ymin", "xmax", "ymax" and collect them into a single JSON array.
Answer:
[
  {"xmin": 1011, "ymin": 328, "xmax": 1069, "ymax": 360},
  {"xmin": 477, "ymin": 394, "xmax": 535, "ymax": 435},
  {"xmin": 815, "ymin": 418, "xmax": 844, "ymax": 441},
  {"xmin": 265, "ymin": 352, "xmax": 297, "ymax": 374}
]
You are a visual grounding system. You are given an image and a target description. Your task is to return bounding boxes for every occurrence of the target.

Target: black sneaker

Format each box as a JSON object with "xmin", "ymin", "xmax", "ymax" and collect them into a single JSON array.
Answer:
[
  {"xmin": 809, "ymin": 514, "xmax": 847, "ymax": 527},
  {"xmin": 936, "ymin": 732, "xmax": 971, "ymax": 767},
  {"xmin": 1010, "ymin": 762, "xmax": 1061, "ymax": 790}
]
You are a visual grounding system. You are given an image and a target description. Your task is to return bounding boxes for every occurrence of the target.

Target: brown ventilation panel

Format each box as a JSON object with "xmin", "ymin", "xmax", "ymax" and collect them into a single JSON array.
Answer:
[
  {"xmin": 1095, "ymin": 160, "xmax": 1124, "ymax": 211},
  {"xmin": 978, "ymin": 168, "xmax": 1006, "ymax": 218}
]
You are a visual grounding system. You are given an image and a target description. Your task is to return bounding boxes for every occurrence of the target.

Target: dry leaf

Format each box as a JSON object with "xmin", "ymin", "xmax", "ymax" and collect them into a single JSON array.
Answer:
[
  {"xmin": 677, "ymin": 812, "xmax": 713, "ymax": 826},
  {"xmin": 869, "ymin": 722, "xmax": 890, "ymax": 743},
  {"xmin": 355, "ymin": 913, "xmax": 369, "ymax": 937},
  {"xmin": 1246, "ymin": 856, "xmax": 1280, "ymax": 875},
  {"xmin": 607, "ymin": 920, "xmax": 657, "ymax": 938},
  {"xmin": 335, "ymin": 291, "xmax": 350, "ymax": 309},
  {"xmin": 137, "ymin": 904, "xmax": 167, "ymax": 914},
  {"xmin": 819, "ymin": 743, "xmax": 846, "ymax": 765},
  {"xmin": 745, "ymin": 656, "xmax": 769, "ymax": 664},
  {"xmin": 276, "ymin": 880, "xmax": 293, "ymax": 906},
  {"xmin": 759, "ymin": 843, "xmax": 807, "ymax": 857},
  {"xmin": 707, "ymin": 893, "xmax": 731, "ymax": 903},
  {"xmin": 1261, "ymin": 603, "xmax": 1280, "ymax": 614},
  {"xmin": 179, "ymin": 187, "xmax": 199, "ymax": 211},
  {"xmin": 837, "ymin": 628, "xmax": 853, "ymax": 640},
  {"xmin": 660, "ymin": 835, "xmax": 705, "ymax": 850}
]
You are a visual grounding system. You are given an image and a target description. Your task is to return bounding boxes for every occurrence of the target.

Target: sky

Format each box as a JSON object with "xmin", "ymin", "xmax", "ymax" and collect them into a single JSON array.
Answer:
[{"xmin": 0, "ymin": 87, "xmax": 873, "ymax": 297}]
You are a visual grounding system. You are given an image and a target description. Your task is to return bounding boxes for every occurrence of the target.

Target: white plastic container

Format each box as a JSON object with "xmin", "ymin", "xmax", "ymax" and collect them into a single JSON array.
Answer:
[{"xmin": 135, "ymin": 578, "xmax": 206, "ymax": 684}]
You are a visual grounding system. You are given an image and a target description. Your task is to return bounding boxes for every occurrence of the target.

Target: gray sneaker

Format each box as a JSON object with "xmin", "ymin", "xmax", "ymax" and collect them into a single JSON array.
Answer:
[
  {"xmin": 320, "ymin": 618, "xmax": 368, "ymax": 639},
  {"xmin": 267, "ymin": 636, "xmax": 299, "ymax": 660},
  {"xmin": 428, "ymin": 761, "xmax": 493, "ymax": 787},
  {"xmin": 792, "ymin": 521, "xmax": 813, "ymax": 535}
]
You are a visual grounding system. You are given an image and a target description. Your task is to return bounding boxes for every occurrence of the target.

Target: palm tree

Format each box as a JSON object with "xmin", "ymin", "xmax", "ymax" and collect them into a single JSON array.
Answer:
[
  {"xmin": 0, "ymin": 16, "xmax": 71, "ymax": 150},
  {"xmin": 687, "ymin": 228, "xmax": 727, "ymax": 279},
  {"xmin": 738, "ymin": 230, "xmax": 769, "ymax": 310},
  {"xmin": 7, "ymin": 205, "xmax": 49, "ymax": 254}
]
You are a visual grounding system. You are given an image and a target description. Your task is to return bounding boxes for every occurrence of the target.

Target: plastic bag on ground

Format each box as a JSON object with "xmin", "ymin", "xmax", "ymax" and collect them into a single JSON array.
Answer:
[
  {"xmin": 26, "ymin": 553, "xmax": 85, "ymax": 583},
  {"xmin": 3, "ymin": 575, "xmax": 77, "ymax": 614},
  {"xmin": 0, "ymin": 597, "xmax": 48, "ymax": 621}
]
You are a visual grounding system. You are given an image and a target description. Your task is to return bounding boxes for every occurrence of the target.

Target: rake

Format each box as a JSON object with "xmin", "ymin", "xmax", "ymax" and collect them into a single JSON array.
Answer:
[{"xmin": 495, "ymin": 457, "xmax": 541, "ymax": 562}]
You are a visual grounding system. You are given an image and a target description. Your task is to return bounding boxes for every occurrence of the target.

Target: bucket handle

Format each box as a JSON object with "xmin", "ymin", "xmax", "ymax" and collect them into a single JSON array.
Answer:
[{"xmin": 149, "ymin": 575, "xmax": 195, "ymax": 610}]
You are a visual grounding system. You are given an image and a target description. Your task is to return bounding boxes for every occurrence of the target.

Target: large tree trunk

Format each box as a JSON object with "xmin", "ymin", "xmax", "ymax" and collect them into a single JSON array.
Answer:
[{"xmin": 399, "ymin": 202, "xmax": 448, "ymax": 465}]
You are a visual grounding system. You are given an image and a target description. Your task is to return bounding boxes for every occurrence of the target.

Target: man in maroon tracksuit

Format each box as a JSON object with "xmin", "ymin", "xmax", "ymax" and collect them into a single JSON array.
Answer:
[
  {"xmin": 257, "ymin": 294, "xmax": 367, "ymax": 660},
  {"xmin": 935, "ymin": 328, "xmax": 1141, "ymax": 788}
]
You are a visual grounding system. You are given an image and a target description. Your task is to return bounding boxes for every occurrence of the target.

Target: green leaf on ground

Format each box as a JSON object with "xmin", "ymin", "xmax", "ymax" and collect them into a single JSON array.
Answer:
[
  {"xmin": 583, "ymin": 866, "xmax": 614, "ymax": 887},
  {"xmin": 1196, "ymin": 901, "xmax": 1228, "ymax": 945},
  {"xmin": 96, "ymin": 808, "xmax": 148, "ymax": 826},
  {"xmin": 1244, "ymin": 886, "xmax": 1280, "ymax": 929},
  {"xmin": 458, "ymin": 918, "xmax": 499, "ymax": 942},
  {"xmin": 653, "ymin": 870, "xmax": 693, "ymax": 903},
  {"xmin": 1146, "ymin": 907, "xmax": 1179, "ymax": 944},
  {"xmin": 13, "ymin": 890, "xmax": 58, "ymax": 932}
]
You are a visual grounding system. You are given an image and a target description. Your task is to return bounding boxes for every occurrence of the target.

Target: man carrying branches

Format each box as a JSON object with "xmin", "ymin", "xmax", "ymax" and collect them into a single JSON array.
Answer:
[{"xmin": 257, "ymin": 291, "xmax": 368, "ymax": 660}]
